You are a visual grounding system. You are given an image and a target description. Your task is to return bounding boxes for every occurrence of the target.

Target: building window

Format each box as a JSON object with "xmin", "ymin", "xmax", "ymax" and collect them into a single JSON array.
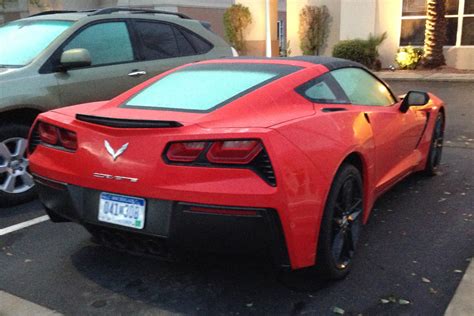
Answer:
[{"xmin": 400, "ymin": 0, "xmax": 474, "ymax": 46}]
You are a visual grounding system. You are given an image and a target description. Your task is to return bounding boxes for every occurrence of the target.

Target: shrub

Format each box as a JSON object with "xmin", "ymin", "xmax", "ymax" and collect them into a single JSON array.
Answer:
[
  {"xmin": 223, "ymin": 4, "xmax": 252, "ymax": 54},
  {"xmin": 298, "ymin": 5, "xmax": 331, "ymax": 55},
  {"xmin": 332, "ymin": 33, "xmax": 387, "ymax": 69},
  {"xmin": 396, "ymin": 46, "xmax": 424, "ymax": 69}
]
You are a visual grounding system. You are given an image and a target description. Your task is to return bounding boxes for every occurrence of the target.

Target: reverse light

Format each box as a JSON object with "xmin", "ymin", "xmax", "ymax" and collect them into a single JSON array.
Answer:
[
  {"xmin": 166, "ymin": 141, "xmax": 206, "ymax": 162},
  {"xmin": 206, "ymin": 140, "xmax": 262, "ymax": 164}
]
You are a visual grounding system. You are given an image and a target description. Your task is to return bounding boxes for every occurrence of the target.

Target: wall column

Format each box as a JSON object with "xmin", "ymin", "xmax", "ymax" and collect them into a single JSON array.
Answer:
[{"xmin": 236, "ymin": 0, "xmax": 278, "ymax": 56}]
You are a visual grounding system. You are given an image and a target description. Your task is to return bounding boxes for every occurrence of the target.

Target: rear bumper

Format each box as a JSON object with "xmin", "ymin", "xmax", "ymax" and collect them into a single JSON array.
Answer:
[{"xmin": 35, "ymin": 174, "xmax": 290, "ymax": 268}]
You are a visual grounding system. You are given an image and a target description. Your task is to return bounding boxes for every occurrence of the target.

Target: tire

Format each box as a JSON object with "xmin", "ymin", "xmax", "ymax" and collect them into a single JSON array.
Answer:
[
  {"xmin": 0, "ymin": 122, "xmax": 36, "ymax": 208},
  {"xmin": 315, "ymin": 163, "xmax": 363, "ymax": 280},
  {"xmin": 424, "ymin": 112, "xmax": 444, "ymax": 176}
]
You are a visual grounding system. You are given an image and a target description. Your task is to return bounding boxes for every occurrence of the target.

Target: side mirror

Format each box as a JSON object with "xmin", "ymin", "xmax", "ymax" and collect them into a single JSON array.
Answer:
[
  {"xmin": 59, "ymin": 48, "xmax": 91, "ymax": 71},
  {"xmin": 400, "ymin": 90, "xmax": 430, "ymax": 113}
]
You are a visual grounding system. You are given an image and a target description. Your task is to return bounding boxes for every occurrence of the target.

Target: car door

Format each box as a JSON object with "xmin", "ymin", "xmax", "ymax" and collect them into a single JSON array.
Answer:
[
  {"xmin": 55, "ymin": 20, "xmax": 146, "ymax": 106},
  {"xmin": 331, "ymin": 68, "xmax": 427, "ymax": 191},
  {"xmin": 130, "ymin": 20, "xmax": 212, "ymax": 80}
]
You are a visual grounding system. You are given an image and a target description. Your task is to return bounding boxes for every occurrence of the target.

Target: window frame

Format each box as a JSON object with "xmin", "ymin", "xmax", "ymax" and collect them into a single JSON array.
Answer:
[
  {"xmin": 129, "ymin": 18, "xmax": 214, "ymax": 61},
  {"xmin": 295, "ymin": 72, "xmax": 351, "ymax": 104},
  {"xmin": 400, "ymin": 0, "xmax": 474, "ymax": 47},
  {"xmin": 296, "ymin": 67, "xmax": 398, "ymax": 107}
]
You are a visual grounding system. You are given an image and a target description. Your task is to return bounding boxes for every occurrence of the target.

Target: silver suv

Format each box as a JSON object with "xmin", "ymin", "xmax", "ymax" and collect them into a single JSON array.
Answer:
[{"xmin": 0, "ymin": 7, "xmax": 235, "ymax": 207}]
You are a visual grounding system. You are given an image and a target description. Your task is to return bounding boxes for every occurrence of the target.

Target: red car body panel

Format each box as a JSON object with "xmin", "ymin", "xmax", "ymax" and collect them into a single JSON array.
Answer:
[{"xmin": 28, "ymin": 58, "xmax": 445, "ymax": 269}]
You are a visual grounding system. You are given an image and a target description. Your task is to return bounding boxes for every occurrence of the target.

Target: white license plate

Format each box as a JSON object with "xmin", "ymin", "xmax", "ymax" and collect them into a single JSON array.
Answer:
[{"xmin": 98, "ymin": 192, "xmax": 146, "ymax": 229}]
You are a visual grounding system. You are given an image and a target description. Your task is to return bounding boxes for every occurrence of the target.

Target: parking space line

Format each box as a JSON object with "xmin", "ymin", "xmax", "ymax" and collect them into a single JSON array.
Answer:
[
  {"xmin": 0, "ymin": 215, "xmax": 50, "ymax": 236},
  {"xmin": 0, "ymin": 290, "xmax": 62, "ymax": 315}
]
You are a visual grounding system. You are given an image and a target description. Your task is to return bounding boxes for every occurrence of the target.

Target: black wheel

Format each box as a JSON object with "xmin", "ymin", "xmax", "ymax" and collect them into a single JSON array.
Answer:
[
  {"xmin": 0, "ymin": 122, "xmax": 36, "ymax": 208},
  {"xmin": 315, "ymin": 163, "xmax": 363, "ymax": 280},
  {"xmin": 424, "ymin": 113, "xmax": 444, "ymax": 176}
]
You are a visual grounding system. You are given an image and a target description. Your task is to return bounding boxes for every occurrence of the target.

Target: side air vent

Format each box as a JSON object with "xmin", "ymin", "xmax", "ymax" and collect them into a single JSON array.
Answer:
[
  {"xmin": 76, "ymin": 114, "xmax": 183, "ymax": 128},
  {"xmin": 28, "ymin": 124, "xmax": 41, "ymax": 154},
  {"xmin": 252, "ymin": 149, "xmax": 276, "ymax": 186}
]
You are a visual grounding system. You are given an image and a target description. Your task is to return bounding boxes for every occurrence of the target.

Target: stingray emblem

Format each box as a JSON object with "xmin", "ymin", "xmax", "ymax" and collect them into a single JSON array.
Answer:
[{"xmin": 104, "ymin": 140, "xmax": 129, "ymax": 161}]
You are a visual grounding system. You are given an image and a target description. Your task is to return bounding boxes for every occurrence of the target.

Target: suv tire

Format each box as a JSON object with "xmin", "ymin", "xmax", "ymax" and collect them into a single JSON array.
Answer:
[{"xmin": 0, "ymin": 122, "xmax": 36, "ymax": 208}]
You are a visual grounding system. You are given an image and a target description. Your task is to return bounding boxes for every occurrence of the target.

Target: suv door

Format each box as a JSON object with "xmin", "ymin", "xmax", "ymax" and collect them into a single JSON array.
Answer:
[
  {"xmin": 54, "ymin": 20, "xmax": 146, "ymax": 106},
  {"xmin": 330, "ymin": 68, "xmax": 427, "ymax": 191},
  {"xmin": 130, "ymin": 20, "xmax": 213, "ymax": 80}
]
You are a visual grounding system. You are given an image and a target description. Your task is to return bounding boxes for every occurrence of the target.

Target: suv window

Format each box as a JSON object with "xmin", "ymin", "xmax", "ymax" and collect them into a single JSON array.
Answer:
[
  {"xmin": 181, "ymin": 28, "xmax": 213, "ymax": 54},
  {"xmin": 134, "ymin": 21, "xmax": 181, "ymax": 59},
  {"xmin": 0, "ymin": 20, "xmax": 72, "ymax": 67},
  {"xmin": 331, "ymin": 68, "xmax": 395, "ymax": 106},
  {"xmin": 64, "ymin": 22, "xmax": 134, "ymax": 66},
  {"xmin": 296, "ymin": 73, "xmax": 349, "ymax": 104}
]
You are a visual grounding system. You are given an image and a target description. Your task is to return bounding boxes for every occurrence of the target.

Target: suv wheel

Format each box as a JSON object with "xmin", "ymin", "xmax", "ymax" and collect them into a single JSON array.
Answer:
[{"xmin": 0, "ymin": 122, "xmax": 36, "ymax": 207}]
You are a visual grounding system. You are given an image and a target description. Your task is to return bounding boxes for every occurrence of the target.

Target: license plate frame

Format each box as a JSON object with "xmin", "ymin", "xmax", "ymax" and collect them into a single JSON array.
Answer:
[{"xmin": 98, "ymin": 192, "xmax": 146, "ymax": 229}]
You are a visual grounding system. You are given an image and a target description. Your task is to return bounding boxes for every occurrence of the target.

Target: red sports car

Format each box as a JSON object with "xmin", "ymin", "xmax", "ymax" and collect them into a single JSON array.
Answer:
[{"xmin": 28, "ymin": 57, "xmax": 445, "ymax": 279}]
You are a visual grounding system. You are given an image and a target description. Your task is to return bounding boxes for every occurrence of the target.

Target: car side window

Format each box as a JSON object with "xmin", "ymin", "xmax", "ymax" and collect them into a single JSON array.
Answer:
[
  {"xmin": 296, "ymin": 72, "xmax": 350, "ymax": 104},
  {"xmin": 331, "ymin": 68, "xmax": 396, "ymax": 106},
  {"xmin": 134, "ymin": 21, "xmax": 182, "ymax": 59},
  {"xmin": 180, "ymin": 28, "xmax": 213, "ymax": 54},
  {"xmin": 174, "ymin": 28, "xmax": 196, "ymax": 56},
  {"xmin": 63, "ymin": 22, "xmax": 134, "ymax": 66}
]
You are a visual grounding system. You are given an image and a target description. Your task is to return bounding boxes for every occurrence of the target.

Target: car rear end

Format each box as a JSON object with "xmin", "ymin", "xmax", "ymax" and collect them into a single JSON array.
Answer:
[
  {"xmin": 27, "ymin": 60, "xmax": 321, "ymax": 268},
  {"xmin": 29, "ymin": 109, "xmax": 293, "ymax": 264}
]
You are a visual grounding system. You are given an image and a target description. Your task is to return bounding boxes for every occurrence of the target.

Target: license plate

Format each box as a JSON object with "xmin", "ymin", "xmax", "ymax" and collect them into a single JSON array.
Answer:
[{"xmin": 98, "ymin": 193, "xmax": 146, "ymax": 229}]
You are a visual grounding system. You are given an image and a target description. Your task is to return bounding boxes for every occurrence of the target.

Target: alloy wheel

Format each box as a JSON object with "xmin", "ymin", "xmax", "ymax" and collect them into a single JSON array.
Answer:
[
  {"xmin": 0, "ymin": 137, "xmax": 34, "ymax": 194},
  {"xmin": 331, "ymin": 176, "xmax": 363, "ymax": 269}
]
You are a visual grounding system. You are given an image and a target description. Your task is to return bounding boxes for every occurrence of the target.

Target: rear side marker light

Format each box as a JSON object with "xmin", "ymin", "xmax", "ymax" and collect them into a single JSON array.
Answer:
[
  {"xmin": 38, "ymin": 122, "xmax": 59, "ymax": 145},
  {"xmin": 166, "ymin": 141, "xmax": 206, "ymax": 162},
  {"xmin": 207, "ymin": 140, "xmax": 262, "ymax": 164}
]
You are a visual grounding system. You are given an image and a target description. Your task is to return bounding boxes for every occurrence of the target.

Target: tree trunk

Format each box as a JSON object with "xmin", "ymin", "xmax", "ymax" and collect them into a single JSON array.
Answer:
[{"xmin": 423, "ymin": 0, "xmax": 446, "ymax": 68}]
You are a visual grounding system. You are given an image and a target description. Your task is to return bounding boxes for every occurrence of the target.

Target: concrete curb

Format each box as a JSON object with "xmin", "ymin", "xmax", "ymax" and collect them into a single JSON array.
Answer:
[
  {"xmin": 444, "ymin": 259, "xmax": 474, "ymax": 315},
  {"xmin": 375, "ymin": 72, "xmax": 474, "ymax": 82},
  {"xmin": 0, "ymin": 291, "xmax": 62, "ymax": 316}
]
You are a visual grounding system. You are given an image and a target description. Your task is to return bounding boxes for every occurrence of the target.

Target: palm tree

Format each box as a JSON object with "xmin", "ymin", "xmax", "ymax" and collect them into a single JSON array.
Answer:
[{"xmin": 423, "ymin": 0, "xmax": 446, "ymax": 68}]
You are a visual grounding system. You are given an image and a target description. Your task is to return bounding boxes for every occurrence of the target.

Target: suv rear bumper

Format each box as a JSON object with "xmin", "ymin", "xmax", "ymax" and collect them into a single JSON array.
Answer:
[{"xmin": 35, "ymin": 174, "xmax": 290, "ymax": 268}]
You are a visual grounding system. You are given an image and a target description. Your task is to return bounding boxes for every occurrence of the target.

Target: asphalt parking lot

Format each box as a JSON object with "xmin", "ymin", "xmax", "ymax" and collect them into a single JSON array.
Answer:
[{"xmin": 1, "ymin": 81, "xmax": 473, "ymax": 315}]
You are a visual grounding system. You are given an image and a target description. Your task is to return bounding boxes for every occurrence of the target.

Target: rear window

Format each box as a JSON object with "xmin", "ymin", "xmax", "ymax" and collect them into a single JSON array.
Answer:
[{"xmin": 124, "ymin": 64, "xmax": 300, "ymax": 112}]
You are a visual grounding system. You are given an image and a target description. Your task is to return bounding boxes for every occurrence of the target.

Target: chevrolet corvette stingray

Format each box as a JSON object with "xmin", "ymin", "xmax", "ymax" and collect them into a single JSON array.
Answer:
[{"xmin": 27, "ymin": 57, "xmax": 445, "ymax": 279}]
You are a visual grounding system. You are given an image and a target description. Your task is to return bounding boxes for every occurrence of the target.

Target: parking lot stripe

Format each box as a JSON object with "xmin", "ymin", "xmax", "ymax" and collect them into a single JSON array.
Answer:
[
  {"xmin": 0, "ymin": 215, "xmax": 50, "ymax": 236},
  {"xmin": 0, "ymin": 290, "xmax": 62, "ymax": 315}
]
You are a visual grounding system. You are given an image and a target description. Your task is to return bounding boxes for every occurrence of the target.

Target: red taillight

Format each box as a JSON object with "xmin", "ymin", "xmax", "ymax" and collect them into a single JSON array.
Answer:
[
  {"xmin": 37, "ymin": 121, "xmax": 77, "ymax": 151},
  {"xmin": 166, "ymin": 141, "xmax": 206, "ymax": 162},
  {"xmin": 38, "ymin": 122, "xmax": 59, "ymax": 145},
  {"xmin": 59, "ymin": 129, "xmax": 77, "ymax": 150},
  {"xmin": 206, "ymin": 140, "xmax": 262, "ymax": 164}
]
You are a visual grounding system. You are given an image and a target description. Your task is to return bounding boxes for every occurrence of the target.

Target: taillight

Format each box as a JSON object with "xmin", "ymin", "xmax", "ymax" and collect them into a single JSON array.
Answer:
[
  {"xmin": 166, "ymin": 141, "xmax": 206, "ymax": 162},
  {"xmin": 36, "ymin": 121, "xmax": 77, "ymax": 151},
  {"xmin": 38, "ymin": 122, "xmax": 59, "ymax": 145},
  {"xmin": 207, "ymin": 140, "xmax": 262, "ymax": 164},
  {"xmin": 59, "ymin": 129, "xmax": 77, "ymax": 150},
  {"xmin": 164, "ymin": 139, "xmax": 275, "ymax": 186}
]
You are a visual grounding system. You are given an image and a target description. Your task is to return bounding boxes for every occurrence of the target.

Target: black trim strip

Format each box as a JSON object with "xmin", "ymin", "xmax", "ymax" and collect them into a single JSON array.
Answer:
[
  {"xmin": 415, "ymin": 112, "xmax": 431, "ymax": 148},
  {"xmin": 76, "ymin": 114, "xmax": 182, "ymax": 128}
]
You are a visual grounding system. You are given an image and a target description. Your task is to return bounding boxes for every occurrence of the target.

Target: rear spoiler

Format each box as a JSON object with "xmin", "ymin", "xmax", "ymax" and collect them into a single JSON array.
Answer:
[{"xmin": 76, "ymin": 114, "xmax": 182, "ymax": 128}]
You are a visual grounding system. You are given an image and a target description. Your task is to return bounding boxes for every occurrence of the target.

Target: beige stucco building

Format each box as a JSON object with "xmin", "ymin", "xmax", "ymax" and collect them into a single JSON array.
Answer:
[{"xmin": 1, "ymin": 0, "xmax": 473, "ymax": 69}]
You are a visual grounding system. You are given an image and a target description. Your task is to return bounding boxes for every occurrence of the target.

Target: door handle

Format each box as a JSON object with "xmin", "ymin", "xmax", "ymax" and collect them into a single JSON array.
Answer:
[{"xmin": 128, "ymin": 70, "xmax": 147, "ymax": 77}]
